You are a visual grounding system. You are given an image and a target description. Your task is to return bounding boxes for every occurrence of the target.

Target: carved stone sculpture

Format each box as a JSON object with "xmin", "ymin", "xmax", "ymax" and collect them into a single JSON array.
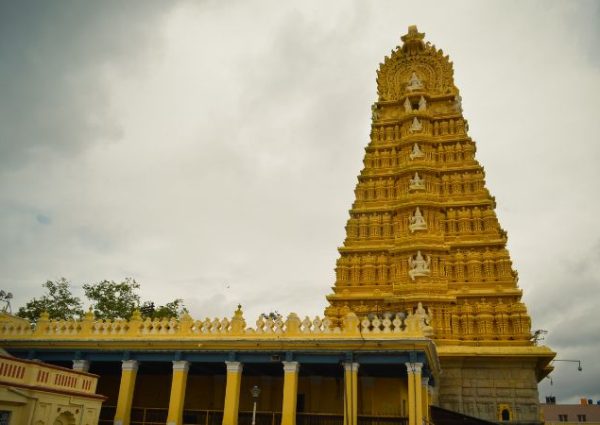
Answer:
[
  {"xmin": 418, "ymin": 96, "xmax": 427, "ymax": 111},
  {"xmin": 409, "ymin": 207, "xmax": 427, "ymax": 233},
  {"xmin": 409, "ymin": 142, "xmax": 424, "ymax": 160},
  {"xmin": 371, "ymin": 103, "xmax": 379, "ymax": 121},
  {"xmin": 408, "ymin": 251, "xmax": 431, "ymax": 281},
  {"xmin": 409, "ymin": 117, "xmax": 423, "ymax": 133},
  {"xmin": 409, "ymin": 172, "xmax": 425, "ymax": 191},
  {"xmin": 404, "ymin": 97, "xmax": 412, "ymax": 113},
  {"xmin": 406, "ymin": 71, "xmax": 424, "ymax": 92}
]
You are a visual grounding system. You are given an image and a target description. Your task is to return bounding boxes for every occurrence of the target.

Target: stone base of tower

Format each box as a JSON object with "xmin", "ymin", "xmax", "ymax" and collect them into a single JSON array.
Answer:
[{"xmin": 436, "ymin": 346, "xmax": 554, "ymax": 425}]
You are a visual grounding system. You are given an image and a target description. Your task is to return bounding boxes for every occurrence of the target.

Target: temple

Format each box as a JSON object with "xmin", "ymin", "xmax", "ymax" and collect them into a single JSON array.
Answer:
[{"xmin": 0, "ymin": 26, "xmax": 554, "ymax": 425}]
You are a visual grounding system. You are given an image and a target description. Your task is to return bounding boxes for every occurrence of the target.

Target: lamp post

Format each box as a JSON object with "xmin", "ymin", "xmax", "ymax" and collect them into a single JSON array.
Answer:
[{"xmin": 251, "ymin": 385, "xmax": 261, "ymax": 425}]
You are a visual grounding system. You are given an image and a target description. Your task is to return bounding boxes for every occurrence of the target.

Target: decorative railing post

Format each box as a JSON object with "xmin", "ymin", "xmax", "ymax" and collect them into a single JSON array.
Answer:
[
  {"xmin": 285, "ymin": 313, "xmax": 301, "ymax": 336},
  {"xmin": 342, "ymin": 312, "xmax": 361, "ymax": 336},
  {"xmin": 127, "ymin": 309, "xmax": 142, "ymax": 336},
  {"xmin": 34, "ymin": 311, "xmax": 50, "ymax": 336}
]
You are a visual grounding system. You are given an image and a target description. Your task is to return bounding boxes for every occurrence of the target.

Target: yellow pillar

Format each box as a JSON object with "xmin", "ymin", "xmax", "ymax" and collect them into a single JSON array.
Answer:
[
  {"xmin": 406, "ymin": 363, "xmax": 415, "ymax": 425},
  {"xmin": 406, "ymin": 362, "xmax": 423, "ymax": 425},
  {"xmin": 114, "ymin": 360, "xmax": 139, "ymax": 425},
  {"xmin": 343, "ymin": 362, "xmax": 359, "ymax": 425},
  {"xmin": 414, "ymin": 363, "xmax": 423, "ymax": 425},
  {"xmin": 421, "ymin": 376, "xmax": 429, "ymax": 424},
  {"xmin": 222, "ymin": 361, "xmax": 243, "ymax": 425},
  {"xmin": 281, "ymin": 361, "xmax": 300, "ymax": 425},
  {"xmin": 167, "ymin": 360, "xmax": 191, "ymax": 425}
]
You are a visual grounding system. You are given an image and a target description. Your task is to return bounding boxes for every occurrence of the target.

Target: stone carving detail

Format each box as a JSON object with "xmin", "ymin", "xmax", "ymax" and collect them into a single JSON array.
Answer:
[
  {"xmin": 418, "ymin": 96, "xmax": 427, "ymax": 111},
  {"xmin": 409, "ymin": 172, "xmax": 425, "ymax": 191},
  {"xmin": 409, "ymin": 142, "xmax": 424, "ymax": 160},
  {"xmin": 371, "ymin": 103, "xmax": 379, "ymax": 121},
  {"xmin": 408, "ymin": 251, "xmax": 431, "ymax": 281},
  {"xmin": 377, "ymin": 27, "xmax": 457, "ymax": 101},
  {"xmin": 406, "ymin": 71, "xmax": 424, "ymax": 92},
  {"xmin": 409, "ymin": 117, "xmax": 423, "ymax": 133},
  {"xmin": 409, "ymin": 207, "xmax": 427, "ymax": 233},
  {"xmin": 359, "ymin": 304, "xmax": 433, "ymax": 336},
  {"xmin": 404, "ymin": 97, "xmax": 412, "ymax": 113}
]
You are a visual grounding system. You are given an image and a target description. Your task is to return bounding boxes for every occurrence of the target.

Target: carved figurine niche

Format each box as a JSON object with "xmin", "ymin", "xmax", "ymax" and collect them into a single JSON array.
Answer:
[
  {"xmin": 409, "ymin": 172, "xmax": 425, "ymax": 191},
  {"xmin": 406, "ymin": 71, "xmax": 424, "ymax": 92},
  {"xmin": 408, "ymin": 251, "xmax": 431, "ymax": 281},
  {"xmin": 409, "ymin": 117, "xmax": 423, "ymax": 133},
  {"xmin": 409, "ymin": 207, "xmax": 427, "ymax": 233},
  {"xmin": 404, "ymin": 97, "xmax": 413, "ymax": 113},
  {"xmin": 409, "ymin": 142, "xmax": 424, "ymax": 160}
]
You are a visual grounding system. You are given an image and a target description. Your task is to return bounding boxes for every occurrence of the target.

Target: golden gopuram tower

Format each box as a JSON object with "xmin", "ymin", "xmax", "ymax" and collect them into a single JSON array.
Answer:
[{"xmin": 325, "ymin": 26, "xmax": 554, "ymax": 423}]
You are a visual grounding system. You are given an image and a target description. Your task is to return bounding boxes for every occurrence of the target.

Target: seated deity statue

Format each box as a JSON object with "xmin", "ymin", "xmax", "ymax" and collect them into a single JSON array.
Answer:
[
  {"xmin": 409, "ymin": 117, "xmax": 423, "ymax": 133},
  {"xmin": 418, "ymin": 96, "xmax": 427, "ymax": 111},
  {"xmin": 409, "ymin": 142, "xmax": 424, "ymax": 160},
  {"xmin": 409, "ymin": 207, "xmax": 427, "ymax": 233},
  {"xmin": 406, "ymin": 71, "xmax": 424, "ymax": 91},
  {"xmin": 414, "ymin": 302, "xmax": 432, "ymax": 327},
  {"xmin": 408, "ymin": 251, "xmax": 431, "ymax": 281},
  {"xmin": 409, "ymin": 172, "xmax": 425, "ymax": 191},
  {"xmin": 404, "ymin": 97, "xmax": 412, "ymax": 113}
]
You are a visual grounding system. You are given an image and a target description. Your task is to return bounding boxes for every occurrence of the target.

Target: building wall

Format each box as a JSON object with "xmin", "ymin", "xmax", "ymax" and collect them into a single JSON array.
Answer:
[
  {"xmin": 0, "ymin": 384, "xmax": 103, "ymax": 425},
  {"xmin": 438, "ymin": 358, "xmax": 540, "ymax": 424}
]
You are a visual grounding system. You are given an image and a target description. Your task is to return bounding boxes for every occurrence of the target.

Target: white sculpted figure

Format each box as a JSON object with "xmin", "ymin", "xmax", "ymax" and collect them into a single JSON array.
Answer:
[
  {"xmin": 409, "ymin": 117, "xmax": 423, "ymax": 133},
  {"xmin": 409, "ymin": 207, "xmax": 427, "ymax": 233},
  {"xmin": 409, "ymin": 172, "xmax": 425, "ymax": 191},
  {"xmin": 409, "ymin": 142, "xmax": 424, "ymax": 160},
  {"xmin": 406, "ymin": 71, "xmax": 423, "ymax": 92},
  {"xmin": 414, "ymin": 302, "xmax": 430, "ymax": 324},
  {"xmin": 408, "ymin": 251, "xmax": 431, "ymax": 281},
  {"xmin": 371, "ymin": 103, "xmax": 379, "ymax": 121},
  {"xmin": 404, "ymin": 97, "xmax": 412, "ymax": 113},
  {"xmin": 418, "ymin": 96, "xmax": 427, "ymax": 111}
]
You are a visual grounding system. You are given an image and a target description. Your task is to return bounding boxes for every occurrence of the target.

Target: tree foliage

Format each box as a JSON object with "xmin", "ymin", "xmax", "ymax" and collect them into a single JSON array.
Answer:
[
  {"xmin": 17, "ymin": 278, "xmax": 84, "ymax": 322},
  {"xmin": 17, "ymin": 277, "xmax": 185, "ymax": 322},
  {"xmin": 83, "ymin": 278, "xmax": 141, "ymax": 320},
  {"xmin": 140, "ymin": 299, "xmax": 185, "ymax": 320}
]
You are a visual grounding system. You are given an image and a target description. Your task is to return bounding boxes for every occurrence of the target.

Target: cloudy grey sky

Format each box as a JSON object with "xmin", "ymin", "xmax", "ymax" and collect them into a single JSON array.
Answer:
[{"xmin": 1, "ymin": 0, "xmax": 599, "ymax": 403}]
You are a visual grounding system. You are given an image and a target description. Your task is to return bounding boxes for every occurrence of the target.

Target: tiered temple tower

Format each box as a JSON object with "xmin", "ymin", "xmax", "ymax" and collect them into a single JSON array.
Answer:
[{"xmin": 325, "ymin": 26, "xmax": 553, "ymax": 422}]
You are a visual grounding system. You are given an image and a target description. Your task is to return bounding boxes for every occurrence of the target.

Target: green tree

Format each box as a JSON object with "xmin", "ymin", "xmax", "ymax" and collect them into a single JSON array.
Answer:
[
  {"xmin": 83, "ymin": 278, "xmax": 141, "ymax": 320},
  {"xmin": 17, "ymin": 278, "xmax": 84, "ymax": 322},
  {"xmin": 140, "ymin": 299, "xmax": 185, "ymax": 320}
]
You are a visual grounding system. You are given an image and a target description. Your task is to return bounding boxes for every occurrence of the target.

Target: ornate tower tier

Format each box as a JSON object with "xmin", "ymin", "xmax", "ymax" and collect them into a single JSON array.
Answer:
[{"xmin": 325, "ymin": 26, "xmax": 532, "ymax": 346}]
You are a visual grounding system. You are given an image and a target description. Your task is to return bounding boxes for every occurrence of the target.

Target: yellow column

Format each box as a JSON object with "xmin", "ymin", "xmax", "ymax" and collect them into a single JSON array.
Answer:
[
  {"xmin": 114, "ymin": 360, "xmax": 139, "ymax": 425},
  {"xmin": 412, "ymin": 363, "xmax": 423, "ymax": 425},
  {"xmin": 167, "ymin": 360, "xmax": 191, "ymax": 425},
  {"xmin": 281, "ymin": 361, "xmax": 300, "ymax": 425},
  {"xmin": 405, "ymin": 363, "xmax": 415, "ymax": 425},
  {"xmin": 343, "ymin": 362, "xmax": 359, "ymax": 425},
  {"xmin": 421, "ymin": 376, "xmax": 429, "ymax": 424},
  {"xmin": 222, "ymin": 361, "xmax": 243, "ymax": 425},
  {"xmin": 406, "ymin": 363, "xmax": 423, "ymax": 425}
]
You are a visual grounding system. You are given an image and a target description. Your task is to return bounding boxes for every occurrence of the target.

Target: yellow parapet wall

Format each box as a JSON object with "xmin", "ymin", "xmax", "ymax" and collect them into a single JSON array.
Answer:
[{"xmin": 0, "ymin": 305, "xmax": 433, "ymax": 341}]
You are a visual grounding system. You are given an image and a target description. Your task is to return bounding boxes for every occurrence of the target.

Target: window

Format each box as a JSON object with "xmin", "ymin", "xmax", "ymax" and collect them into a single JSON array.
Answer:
[
  {"xmin": 0, "ymin": 411, "xmax": 10, "ymax": 425},
  {"xmin": 558, "ymin": 414, "xmax": 568, "ymax": 422},
  {"xmin": 577, "ymin": 415, "xmax": 587, "ymax": 422}
]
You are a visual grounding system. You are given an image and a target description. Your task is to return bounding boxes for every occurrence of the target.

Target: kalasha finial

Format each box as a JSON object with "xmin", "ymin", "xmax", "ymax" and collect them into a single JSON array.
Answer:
[{"xmin": 401, "ymin": 25, "xmax": 426, "ymax": 53}]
